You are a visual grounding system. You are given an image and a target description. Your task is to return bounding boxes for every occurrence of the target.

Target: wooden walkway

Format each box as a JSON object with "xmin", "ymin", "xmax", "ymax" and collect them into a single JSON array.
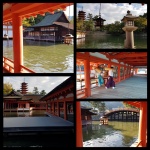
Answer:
[{"xmin": 86, "ymin": 74, "xmax": 147, "ymax": 99}]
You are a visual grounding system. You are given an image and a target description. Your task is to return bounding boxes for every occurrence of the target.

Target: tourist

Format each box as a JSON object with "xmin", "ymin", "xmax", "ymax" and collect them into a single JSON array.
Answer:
[
  {"xmin": 105, "ymin": 66, "xmax": 115, "ymax": 89},
  {"xmin": 97, "ymin": 73, "xmax": 104, "ymax": 87},
  {"xmin": 93, "ymin": 66, "xmax": 104, "ymax": 87}
]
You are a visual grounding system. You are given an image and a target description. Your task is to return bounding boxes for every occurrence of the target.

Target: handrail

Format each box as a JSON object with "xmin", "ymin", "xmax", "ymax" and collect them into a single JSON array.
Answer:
[
  {"xmin": 3, "ymin": 56, "xmax": 35, "ymax": 73},
  {"xmin": 130, "ymin": 140, "xmax": 142, "ymax": 147},
  {"xmin": 105, "ymin": 108, "xmax": 139, "ymax": 115}
]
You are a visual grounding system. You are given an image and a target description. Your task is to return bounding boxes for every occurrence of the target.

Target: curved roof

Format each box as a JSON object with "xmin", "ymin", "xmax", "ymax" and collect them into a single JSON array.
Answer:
[
  {"xmin": 32, "ymin": 12, "xmax": 69, "ymax": 27},
  {"xmin": 40, "ymin": 76, "xmax": 73, "ymax": 101}
]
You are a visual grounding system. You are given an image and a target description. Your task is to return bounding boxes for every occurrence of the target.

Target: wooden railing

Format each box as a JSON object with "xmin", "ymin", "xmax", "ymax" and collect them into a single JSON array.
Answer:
[
  {"xmin": 76, "ymin": 88, "xmax": 87, "ymax": 99},
  {"xmin": 105, "ymin": 108, "xmax": 139, "ymax": 115},
  {"xmin": 3, "ymin": 56, "xmax": 35, "ymax": 73},
  {"xmin": 130, "ymin": 140, "xmax": 142, "ymax": 147}
]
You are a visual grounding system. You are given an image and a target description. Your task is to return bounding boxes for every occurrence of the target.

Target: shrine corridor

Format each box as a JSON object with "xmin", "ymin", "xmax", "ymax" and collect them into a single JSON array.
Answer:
[{"xmin": 87, "ymin": 74, "xmax": 147, "ymax": 99}]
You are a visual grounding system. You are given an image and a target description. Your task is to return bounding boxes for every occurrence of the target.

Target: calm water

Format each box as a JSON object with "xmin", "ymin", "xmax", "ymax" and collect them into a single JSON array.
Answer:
[
  {"xmin": 3, "ymin": 110, "xmax": 46, "ymax": 117},
  {"xmin": 77, "ymin": 32, "xmax": 147, "ymax": 49},
  {"xmin": 83, "ymin": 121, "xmax": 139, "ymax": 147},
  {"xmin": 3, "ymin": 40, "xmax": 74, "ymax": 73}
]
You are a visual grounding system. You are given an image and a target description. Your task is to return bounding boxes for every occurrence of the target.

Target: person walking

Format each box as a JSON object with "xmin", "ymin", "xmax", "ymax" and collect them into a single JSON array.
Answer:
[
  {"xmin": 97, "ymin": 73, "xmax": 104, "ymax": 87},
  {"xmin": 105, "ymin": 66, "xmax": 115, "ymax": 89},
  {"xmin": 93, "ymin": 66, "xmax": 104, "ymax": 87}
]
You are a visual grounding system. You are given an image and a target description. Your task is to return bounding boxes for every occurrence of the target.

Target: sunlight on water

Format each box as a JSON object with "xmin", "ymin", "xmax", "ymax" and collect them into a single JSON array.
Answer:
[
  {"xmin": 3, "ymin": 40, "xmax": 74, "ymax": 73},
  {"xmin": 83, "ymin": 121, "xmax": 139, "ymax": 147}
]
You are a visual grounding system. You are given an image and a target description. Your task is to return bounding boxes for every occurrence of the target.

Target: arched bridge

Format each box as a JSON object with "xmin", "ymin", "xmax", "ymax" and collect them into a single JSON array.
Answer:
[{"xmin": 104, "ymin": 108, "xmax": 139, "ymax": 121}]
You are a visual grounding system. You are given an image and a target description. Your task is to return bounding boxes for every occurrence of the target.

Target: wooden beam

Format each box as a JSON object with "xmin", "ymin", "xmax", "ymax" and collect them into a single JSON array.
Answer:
[{"xmin": 111, "ymin": 52, "xmax": 147, "ymax": 59}]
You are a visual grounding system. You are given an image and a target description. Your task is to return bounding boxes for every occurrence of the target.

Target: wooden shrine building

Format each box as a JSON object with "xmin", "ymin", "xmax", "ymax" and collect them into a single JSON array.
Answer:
[
  {"xmin": 3, "ymin": 3, "xmax": 73, "ymax": 73},
  {"xmin": 3, "ymin": 81, "xmax": 46, "ymax": 112},
  {"xmin": 23, "ymin": 11, "xmax": 73, "ymax": 42},
  {"xmin": 40, "ymin": 76, "xmax": 74, "ymax": 122}
]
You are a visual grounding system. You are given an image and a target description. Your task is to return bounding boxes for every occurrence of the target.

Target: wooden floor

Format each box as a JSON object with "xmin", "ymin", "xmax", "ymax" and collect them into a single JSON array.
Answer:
[{"xmin": 78, "ymin": 74, "xmax": 147, "ymax": 99}]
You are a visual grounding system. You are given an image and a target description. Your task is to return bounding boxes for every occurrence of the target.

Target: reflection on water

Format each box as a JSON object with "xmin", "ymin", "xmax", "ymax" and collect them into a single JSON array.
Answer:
[
  {"xmin": 3, "ymin": 110, "xmax": 46, "ymax": 117},
  {"xmin": 3, "ymin": 40, "xmax": 73, "ymax": 73},
  {"xmin": 77, "ymin": 32, "xmax": 147, "ymax": 49},
  {"xmin": 83, "ymin": 121, "xmax": 138, "ymax": 147}
]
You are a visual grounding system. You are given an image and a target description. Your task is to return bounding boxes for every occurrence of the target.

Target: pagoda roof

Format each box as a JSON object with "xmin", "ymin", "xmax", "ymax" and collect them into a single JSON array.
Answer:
[
  {"xmin": 31, "ymin": 11, "xmax": 69, "ymax": 27},
  {"xmin": 94, "ymin": 17, "xmax": 106, "ymax": 21}
]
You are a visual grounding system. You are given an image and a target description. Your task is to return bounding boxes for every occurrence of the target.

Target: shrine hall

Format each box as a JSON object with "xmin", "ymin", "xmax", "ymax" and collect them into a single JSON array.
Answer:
[
  {"xmin": 76, "ymin": 52, "xmax": 147, "ymax": 99},
  {"xmin": 3, "ymin": 3, "xmax": 73, "ymax": 73}
]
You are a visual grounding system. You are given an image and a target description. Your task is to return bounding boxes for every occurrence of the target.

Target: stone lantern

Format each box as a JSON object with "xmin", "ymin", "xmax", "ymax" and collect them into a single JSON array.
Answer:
[{"xmin": 121, "ymin": 10, "xmax": 138, "ymax": 49}]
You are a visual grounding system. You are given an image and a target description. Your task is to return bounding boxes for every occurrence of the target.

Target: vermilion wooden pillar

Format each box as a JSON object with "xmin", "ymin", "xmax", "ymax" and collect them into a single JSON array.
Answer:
[
  {"xmin": 12, "ymin": 13, "xmax": 23, "ymax": 73},
  {"xmin": 76, "ymin": 101, "xmax": 83, "ymax": 147},
  {"xmin": 64, "ymin": 101, "xmax": 67, "ymax": 120},
  {"xmin": 124, "ymin": 66, "xmax": 126, "ymax": 80},
  {"xmin": 57, "ymin": 102, "xmax": 60, "ymax": 116},
  {"xmin": 84, "ymin": 52, "xmax": 91, "ymax": 97},
  {"xmin": 118, "ymin": 64, "xmax": 121, "ymax": 82},
  {"xmin": 138, "ymin": 102, "xmax": 147, "ymax": 147}
]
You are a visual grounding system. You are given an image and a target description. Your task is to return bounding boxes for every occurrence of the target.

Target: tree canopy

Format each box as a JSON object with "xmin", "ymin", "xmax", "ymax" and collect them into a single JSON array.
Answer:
[
  {"xmin": 77, "ymin": 12, "xmax": 147, "ymax": 34},
  {"xmin": 3, "ymin": 82, "xmax": 13, "ymax": 95}
]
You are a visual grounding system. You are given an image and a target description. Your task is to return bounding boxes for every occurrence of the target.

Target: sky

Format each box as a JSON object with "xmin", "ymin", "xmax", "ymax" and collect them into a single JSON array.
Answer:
[
  {"xmin": 77, "ymin": 3, "xmax": 147, "ymax": 24},
  {"xmin": 4, "ymin": 76, "xmax": 70, "ymax": 94},
  {"xmin": 64, "ymin": 4, "xmax": 74, "ymax": 17}
]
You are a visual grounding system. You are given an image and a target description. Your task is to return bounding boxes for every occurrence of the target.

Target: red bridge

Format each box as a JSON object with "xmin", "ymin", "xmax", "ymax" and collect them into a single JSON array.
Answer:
[{"xmin": 104, "ymin": 108, "xmax": 139, "ymax": 121}]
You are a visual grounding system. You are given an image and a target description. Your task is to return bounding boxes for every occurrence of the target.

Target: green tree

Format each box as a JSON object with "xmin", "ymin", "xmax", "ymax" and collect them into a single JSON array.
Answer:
[
  {"xmin": 34, "ymin": 14, "xmax": 44, "ymax": 24},
  {"xmin": 22, "ymin": 18, "xmax": 31, "ymax": 27},
  {"xmin": 3, "ymin": 82, "xmax": 13, "ymax": 95},
  {"xmin": 40, "ymin": 90, "xmax": 46, "ymax": 96},
  {"xmin": 93, "ymin": 15, "xmax": 99, "ymax": 20},
  {"xmin": 33, "ymin": 87, "xmax": 39, "ymax": 94},
  {"xmin": 87, "ymin": 13, "xmax": 93, "ymax": 21},
  {"xmin": 28, "ymin": 16, "xmax": 35, "ymax": 26}
]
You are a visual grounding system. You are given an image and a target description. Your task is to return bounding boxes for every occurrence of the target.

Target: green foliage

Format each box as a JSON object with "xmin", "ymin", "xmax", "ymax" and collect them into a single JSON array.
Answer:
[
  {"xmin": 87, "ymin": 13, "xmax": 93, "ymax": 21},
  {"xmin": 22, "ymin": 18, "xmax": 32, "ymax": 27},
  {"xmin": 34, "ymin": 14, "xmax": 44, "ymax": 25},
  {"xmin": 33, "ymin": 87, "xmax": 39, "ymax": 94},
  {"xmin": 3, "ymin": 82, "xmax": 13, "ymax": 95},
  {"xmin": 40, "ymin": 90, "xmax": 46, "ymax": 96},
  {"xmin": 89, "ymin": 101, "xmax": 106, "ymax": 112},
  {"xmin": 77, "ymin": 19, "xmax": 95, "ymax": 31},
  {"xmin": 104, "ymin": 21, "xmax": 124, "ymax": 34},
  {"xmin": 135, "ymin": 17, "xmax": 147, "ymax": 33}
]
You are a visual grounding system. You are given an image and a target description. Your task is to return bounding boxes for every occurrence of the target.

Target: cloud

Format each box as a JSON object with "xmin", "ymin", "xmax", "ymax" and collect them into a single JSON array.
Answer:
[
  {"xmin": 77, "ymin": 3, "xmax": 147, "ymax": 24},
  {"xmin": 3, "ymin": 76, "xmax": 70, "ymax": 94},
  {"xmin": 64, "ymin": 4, "xmax": 74, "ymax": 16}
]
